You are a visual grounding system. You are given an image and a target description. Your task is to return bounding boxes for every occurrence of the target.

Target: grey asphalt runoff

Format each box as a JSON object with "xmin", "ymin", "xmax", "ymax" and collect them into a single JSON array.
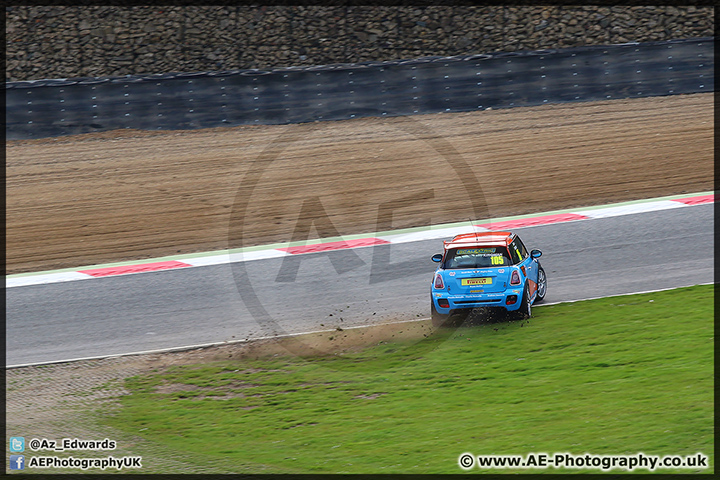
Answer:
[{"xmin": 6, "ymin": 203, "xmax": 713, "ymax": 366}]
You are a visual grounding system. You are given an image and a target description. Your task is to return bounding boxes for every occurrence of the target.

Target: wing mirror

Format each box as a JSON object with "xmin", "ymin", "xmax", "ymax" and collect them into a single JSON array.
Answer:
[
  {"xmin": 431, "ymin": 254, "xmax": 443, "ymax": 263},
  {"xmin": 531, "ymin": 249, "xmax": 542, "ymax": 259}
]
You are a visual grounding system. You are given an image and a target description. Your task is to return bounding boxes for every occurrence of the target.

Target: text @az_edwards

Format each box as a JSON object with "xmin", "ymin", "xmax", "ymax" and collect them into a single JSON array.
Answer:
[{"xmin": 27, "ymin": 437, "xmax": 116, "ymax": 452}]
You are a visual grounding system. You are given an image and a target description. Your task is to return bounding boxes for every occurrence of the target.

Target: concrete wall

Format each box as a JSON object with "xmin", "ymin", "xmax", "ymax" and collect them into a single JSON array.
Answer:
[{"xmin": 5, "ymin": 5, "xmax": 714, "ymax": 81}]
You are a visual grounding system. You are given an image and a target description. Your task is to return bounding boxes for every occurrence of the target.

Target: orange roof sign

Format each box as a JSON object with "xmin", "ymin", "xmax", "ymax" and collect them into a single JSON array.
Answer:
[{"xmin": 443, "ymin": 231, "xmax": 514, "ymax": 249}]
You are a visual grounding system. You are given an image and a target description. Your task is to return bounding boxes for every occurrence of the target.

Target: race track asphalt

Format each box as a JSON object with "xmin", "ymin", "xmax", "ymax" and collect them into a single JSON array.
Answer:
[{"xmin": 6, "ymin": 203, "xmax": 713, "ymax": 366}]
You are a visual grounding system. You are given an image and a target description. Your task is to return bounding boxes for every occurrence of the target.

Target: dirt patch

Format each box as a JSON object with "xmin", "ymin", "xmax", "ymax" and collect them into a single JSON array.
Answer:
[
  {"xmin": 153, "ymin": 383, "xmax": 202, "ymax": 394},
  {"xmin": 354, "ymin": 393, "xmax": 386, "ymax": 400},
  {"xmin": 6, "ymin": 93, "xmax": 713, "ymax": 274},
  {"xmin": 153, "ymin": 381, "xmax": 259, "ymax": 395}
]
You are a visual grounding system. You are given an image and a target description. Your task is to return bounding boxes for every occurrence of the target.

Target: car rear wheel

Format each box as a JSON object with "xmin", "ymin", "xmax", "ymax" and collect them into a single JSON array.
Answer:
[
  {"xmin": 431, "ymin": 298, "xmax": 451, "ymax": 327},
  {"xmin": 514, "ymin": 284, "xmax": 532, "ymax": 320},
  {"xmin": 451, "ymin": 308, "xmax": 471, "ymax": 326},
  {"xmin": 535, "ymin": 265, "xmax": 547, "ymax": 302}
]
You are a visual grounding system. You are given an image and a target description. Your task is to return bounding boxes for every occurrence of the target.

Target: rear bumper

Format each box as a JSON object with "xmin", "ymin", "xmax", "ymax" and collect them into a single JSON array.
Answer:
[{"xmin": 433, "ymin": 289, "xmax": 524, "ymax": 313}]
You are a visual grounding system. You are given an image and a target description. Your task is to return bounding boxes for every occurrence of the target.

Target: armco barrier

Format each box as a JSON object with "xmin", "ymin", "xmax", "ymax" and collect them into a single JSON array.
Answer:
[{"xmin": 5, "ymin": 37, "xmax": 713, "ymax": 140}]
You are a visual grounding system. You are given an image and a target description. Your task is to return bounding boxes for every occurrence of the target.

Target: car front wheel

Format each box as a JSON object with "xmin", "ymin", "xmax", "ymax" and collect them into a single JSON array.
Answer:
[{"xmin": 535, "ymin": 265, "xmax": 547, "ymax": 302}]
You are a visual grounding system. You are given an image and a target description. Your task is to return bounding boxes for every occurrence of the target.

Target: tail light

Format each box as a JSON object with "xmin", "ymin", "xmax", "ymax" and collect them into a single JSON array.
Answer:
[
  {"xmin": 434, "ymin": 273, "xmax": 444, "ymax": 289},
  {"xmin": 438, "ymin": 298, "xmax": 449, "ymax": 308},
  {"xmin": 510, "ymin": 269, "xmax": 521, "ymax": 285}
]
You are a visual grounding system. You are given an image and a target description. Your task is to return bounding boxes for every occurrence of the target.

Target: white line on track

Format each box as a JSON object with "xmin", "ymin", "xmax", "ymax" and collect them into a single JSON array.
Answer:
[
  {"xmin": 574, "ymin": 200, "xmax": 686, "ymax": 218},
  {"xmin": 6, "ymin": 271, "xmax": 91, "ymax": 288}
]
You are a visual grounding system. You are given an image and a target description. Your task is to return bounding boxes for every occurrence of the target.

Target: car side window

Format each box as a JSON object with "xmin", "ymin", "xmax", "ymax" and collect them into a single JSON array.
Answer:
[
  {"xmin": 516, "ymin": 238, "xmax": 529, "ymax": 259},
  {"xmin": 509, "ymin": 239, "xmax": 526, "ymax": 264}
]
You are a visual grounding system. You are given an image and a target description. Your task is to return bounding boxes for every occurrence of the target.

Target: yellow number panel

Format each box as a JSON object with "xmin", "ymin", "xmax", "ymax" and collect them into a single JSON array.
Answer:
[{"xmin": 461, "ymin": 277, "xmax": 492, "ymax": 286}]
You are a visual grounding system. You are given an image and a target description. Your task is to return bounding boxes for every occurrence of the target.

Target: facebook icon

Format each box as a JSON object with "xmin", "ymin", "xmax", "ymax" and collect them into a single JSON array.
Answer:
[{"xmin": 10, "ymin": 455, "xmax": 25, "ymax": 470}]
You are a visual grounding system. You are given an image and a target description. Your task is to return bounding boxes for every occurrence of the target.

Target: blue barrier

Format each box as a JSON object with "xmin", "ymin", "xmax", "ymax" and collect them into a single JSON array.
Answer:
[{"xmin": 4, "ymin": 37, "xmax": 713, "ymax": 140}]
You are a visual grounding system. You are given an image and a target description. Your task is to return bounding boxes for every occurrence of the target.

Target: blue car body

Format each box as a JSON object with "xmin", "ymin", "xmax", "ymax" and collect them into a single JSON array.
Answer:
[{"xmin": 430, "ymin": 231, "xmax": 546, "ymax": 326}]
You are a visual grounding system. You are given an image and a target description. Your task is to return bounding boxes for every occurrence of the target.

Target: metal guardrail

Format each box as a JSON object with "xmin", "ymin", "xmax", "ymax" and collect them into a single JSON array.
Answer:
[{"xmin": 5, "ymin": 37, "xmax": 713, "ymax": 140}]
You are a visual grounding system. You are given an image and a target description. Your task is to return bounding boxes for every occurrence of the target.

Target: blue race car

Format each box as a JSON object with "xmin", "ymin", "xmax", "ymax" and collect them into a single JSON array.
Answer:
[{"xmin": 430, "ymin": 231, "xmax": 546, "ymax": 326}]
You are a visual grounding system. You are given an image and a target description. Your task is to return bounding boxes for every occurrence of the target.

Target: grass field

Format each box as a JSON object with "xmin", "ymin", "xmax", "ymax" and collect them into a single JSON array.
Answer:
[{"xmin": 105, "ymin": 284, "xmax": 714, "ymax": 474}]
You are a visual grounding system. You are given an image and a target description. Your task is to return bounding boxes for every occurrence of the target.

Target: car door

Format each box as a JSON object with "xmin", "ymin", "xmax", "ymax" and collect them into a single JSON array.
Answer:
[{"xmin": 510, "ymin": 237, "xmax": 538, "ymax": 299}]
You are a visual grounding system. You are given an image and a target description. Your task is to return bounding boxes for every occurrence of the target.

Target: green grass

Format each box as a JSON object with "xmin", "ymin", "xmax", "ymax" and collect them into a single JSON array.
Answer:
[{"xmin": 105, "ymin": 285, "xmax": 714, "ymax": 473}]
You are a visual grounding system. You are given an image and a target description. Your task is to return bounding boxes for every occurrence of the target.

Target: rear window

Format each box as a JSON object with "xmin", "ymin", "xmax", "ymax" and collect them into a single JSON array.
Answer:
[{"xmin": 443, "ymin": 247, "xmax": 511, "ymax": 269}]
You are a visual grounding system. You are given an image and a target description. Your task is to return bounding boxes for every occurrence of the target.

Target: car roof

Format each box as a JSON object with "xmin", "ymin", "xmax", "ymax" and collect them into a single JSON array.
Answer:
[{"xmin": 443, "ymin": 231, "xmax": 514, "ymax": 249}]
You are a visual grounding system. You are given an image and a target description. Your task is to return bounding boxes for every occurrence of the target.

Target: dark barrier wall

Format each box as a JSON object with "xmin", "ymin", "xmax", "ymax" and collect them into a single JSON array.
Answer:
[{"xmin": 5, "ymin": 38, "xmax": 713, "ymax": 140}]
